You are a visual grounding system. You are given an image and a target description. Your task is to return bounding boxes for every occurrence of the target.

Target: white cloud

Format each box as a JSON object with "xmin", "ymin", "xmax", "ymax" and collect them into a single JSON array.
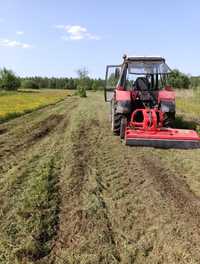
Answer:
[
  {"xmin": 16, "ymin": 31, "xmax": 24, "ymax": 35},
  {"xmin": 56, "ymin": 24, "xmax": 101, "ymax": 41},
  {"xmin": 0, "ymin": 39, "xmax": 32, "ymax": 48}
]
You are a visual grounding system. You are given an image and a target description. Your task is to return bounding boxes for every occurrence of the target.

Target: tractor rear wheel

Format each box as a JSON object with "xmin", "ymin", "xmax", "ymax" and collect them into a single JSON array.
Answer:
[
  {"xmin": 120, "ymin": 117, "xmax": 127, "ymax": 139},
  {"xmin": 112, "ymin": 113, "xmax": 122, "ymax": 135},
  {"xmin": 163, "ymin": 112, "xmax": 175, "ymax": 127},
  {"xmin": 111, "ymin": 101, "xmax": 121, "ymax": 135}
]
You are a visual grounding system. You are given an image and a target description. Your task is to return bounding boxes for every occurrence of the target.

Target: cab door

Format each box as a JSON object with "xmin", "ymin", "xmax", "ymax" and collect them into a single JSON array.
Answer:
[{"xmin": 104, "ymin": 65, "xmax": 121, "ymax": 102}]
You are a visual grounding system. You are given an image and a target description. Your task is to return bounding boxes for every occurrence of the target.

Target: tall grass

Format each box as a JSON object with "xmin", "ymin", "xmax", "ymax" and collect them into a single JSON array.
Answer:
[
  {"xmin": 176, "ymin": 88, "xmax": 200, "ymax": 118},
  {"xmin": 0, "ymin": 90, "xmax": 68, "ymax": 123}
]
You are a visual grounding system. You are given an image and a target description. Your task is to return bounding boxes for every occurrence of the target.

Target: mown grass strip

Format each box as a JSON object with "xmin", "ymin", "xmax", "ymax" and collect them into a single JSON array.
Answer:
[{"xmin": 0, "ymin": 145, "xmax": 62, "ymax": 263}]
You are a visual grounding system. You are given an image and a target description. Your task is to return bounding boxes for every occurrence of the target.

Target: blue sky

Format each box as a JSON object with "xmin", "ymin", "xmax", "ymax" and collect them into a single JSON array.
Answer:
[{"xmin": 0, "ymin": 0, "xmax": 200, "ymax": 78}]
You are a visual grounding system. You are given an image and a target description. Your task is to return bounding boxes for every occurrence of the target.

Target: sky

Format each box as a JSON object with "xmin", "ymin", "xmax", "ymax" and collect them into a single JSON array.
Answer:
[{"xmin": 0, "ymin": 0, "xmax": 200, "ymax": 78}]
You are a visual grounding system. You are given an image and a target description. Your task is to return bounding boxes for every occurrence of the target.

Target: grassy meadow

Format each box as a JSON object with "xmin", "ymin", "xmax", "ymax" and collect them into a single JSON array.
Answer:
[
  {"xmin": 176, "ymin": 88, "xmax": 200, "ymax": 119},
  {"xmin": 0, "ymin": 89, "xmax": 69, "ymax": 123}
]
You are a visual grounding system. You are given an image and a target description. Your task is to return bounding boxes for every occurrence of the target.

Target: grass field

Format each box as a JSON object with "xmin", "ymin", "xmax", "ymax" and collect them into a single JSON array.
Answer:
[
  {"xmin": 175, "ymin": 89, "xmax": 200, "ymax": 134},
  {"xmin": 0, "ymin": 90, "xmax": 200, "ymax": 263},
  {"xmin": 176, "ymin": 89, "xmax": 200, "ymax": 119},
  {"xmin": 0, "ymin": 89, "xmax": 69, "ymax": 123}
]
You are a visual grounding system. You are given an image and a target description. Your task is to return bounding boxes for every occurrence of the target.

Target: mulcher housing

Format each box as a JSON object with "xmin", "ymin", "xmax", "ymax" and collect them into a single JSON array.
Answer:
[{"xmin": 105, "ymin": 55, "xmax": 200, "ymax": 148}]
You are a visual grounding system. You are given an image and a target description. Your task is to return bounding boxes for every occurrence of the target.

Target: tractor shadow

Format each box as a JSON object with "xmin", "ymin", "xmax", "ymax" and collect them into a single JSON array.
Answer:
[{"xmin": 174, "ymin": 115, "xmax": 199, "ymax": 130}]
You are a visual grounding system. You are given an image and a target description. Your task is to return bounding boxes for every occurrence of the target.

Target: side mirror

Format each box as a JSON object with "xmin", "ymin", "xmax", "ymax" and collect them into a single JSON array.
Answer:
[{"xmin": 115, "ymin": 68, "xmax": 120, "ymax": 79}]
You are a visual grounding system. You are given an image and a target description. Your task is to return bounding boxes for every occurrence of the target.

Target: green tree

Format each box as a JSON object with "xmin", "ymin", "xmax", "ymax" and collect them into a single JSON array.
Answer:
[
  {"xmin": 67, "ymin": 78, "xmax": 77, "ymax": 90},
  {"xmin": 49, "ymin": 78, "xmax": 57, "ymax": 89},
  {"xmin": 181, "ymin": 74, "xmax": 190, "ymax": 89},
  {"xmin": 0, "ymin": 68, "xmax": 21, "ymax": 91},
  {"xmin": 76, "ymin": 68, "xmax": 88, "ymax": 97},
  {"xmin": 92, "ymin": 80, "xmax": 98, "ymax": 91},
  {"xmin": 168, "ymin": 69, "xmax": 190, "ymax": 89},
  {"xmin": 21, "ymin": 80, "xmax": 39, "ymax": 89}
]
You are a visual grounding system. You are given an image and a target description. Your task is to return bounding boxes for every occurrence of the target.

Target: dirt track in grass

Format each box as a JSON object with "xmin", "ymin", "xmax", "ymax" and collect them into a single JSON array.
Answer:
[{"xmin": 0, "ymin": 92, "xmax": 200, "ymax": 264}]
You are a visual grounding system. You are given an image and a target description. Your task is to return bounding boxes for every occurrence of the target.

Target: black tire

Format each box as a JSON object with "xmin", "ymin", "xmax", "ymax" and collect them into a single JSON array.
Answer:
[
  {"xmin": 111, "ymin": 100, "xmax": 122, "ymax": 135},
  {"xmin": 163, "ymin": 112, "xmax": 175, "ymax": 128},
  {"xmin": 120, "ymin": 117, "xmax": 127, "ymax": 139},
  {"xmin": 112, "ymin": 113, "xmax": 122, "ymax": 135}
]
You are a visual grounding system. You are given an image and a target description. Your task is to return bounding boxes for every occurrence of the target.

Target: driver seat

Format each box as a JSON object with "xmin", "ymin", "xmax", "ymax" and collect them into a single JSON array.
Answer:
[
  {"xmin": 133, "ymin": 77, "xmax": 151, "ymax": 101},
  {"xmin": 134, "ymin": 77, "xmax": 149, "ymax": 91}
]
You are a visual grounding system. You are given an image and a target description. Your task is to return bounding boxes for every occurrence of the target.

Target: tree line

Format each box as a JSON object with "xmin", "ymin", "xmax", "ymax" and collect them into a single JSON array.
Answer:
[
  {"xmin": 0, "ymin": 67, "xmax": 104, "ymax": 91},
  {"xmin": 20, "ymin": 76, "xmax": 105, "ymax": 91},
  {"xmin": 0, "ymin": 67, "xmax": 200, "ymax": 91}
]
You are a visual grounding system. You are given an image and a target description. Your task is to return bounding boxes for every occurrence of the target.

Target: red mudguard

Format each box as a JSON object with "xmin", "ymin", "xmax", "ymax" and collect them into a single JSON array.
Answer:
[{"xmin": 115, "ymin": 90, "xmax": 131, "ymax": 101}]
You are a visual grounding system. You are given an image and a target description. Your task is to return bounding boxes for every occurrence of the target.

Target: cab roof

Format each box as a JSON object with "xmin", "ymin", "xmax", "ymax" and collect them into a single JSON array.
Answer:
[{"xmin": 124, "ymin": 55, "xmax": 165, "ymax": 63}]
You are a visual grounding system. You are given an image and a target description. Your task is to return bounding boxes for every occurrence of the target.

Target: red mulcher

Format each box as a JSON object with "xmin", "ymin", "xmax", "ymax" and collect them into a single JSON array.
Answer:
[{"xmin": 105, "ymin": 55, "xmax": 200, "ymax": 148}]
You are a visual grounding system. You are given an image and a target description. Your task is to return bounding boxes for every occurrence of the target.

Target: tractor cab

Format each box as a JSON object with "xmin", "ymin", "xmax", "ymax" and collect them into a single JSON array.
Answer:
[
  {"xmin": 105, "ymin": 55, "xmax": 172, "ymax": 103},
  {"xmin": 124, "ymin": 56, "xmax": 171, "ymax": 90},
  {"xmin": 105, "ymin": 56, "xmax": 175, "ymax": 126}
]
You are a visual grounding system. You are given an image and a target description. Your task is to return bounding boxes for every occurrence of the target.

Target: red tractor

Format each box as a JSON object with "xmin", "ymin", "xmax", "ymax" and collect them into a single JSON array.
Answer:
[{"xmin": 105, "ymin": 55, "xmax": 200, "ymax": 148}]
